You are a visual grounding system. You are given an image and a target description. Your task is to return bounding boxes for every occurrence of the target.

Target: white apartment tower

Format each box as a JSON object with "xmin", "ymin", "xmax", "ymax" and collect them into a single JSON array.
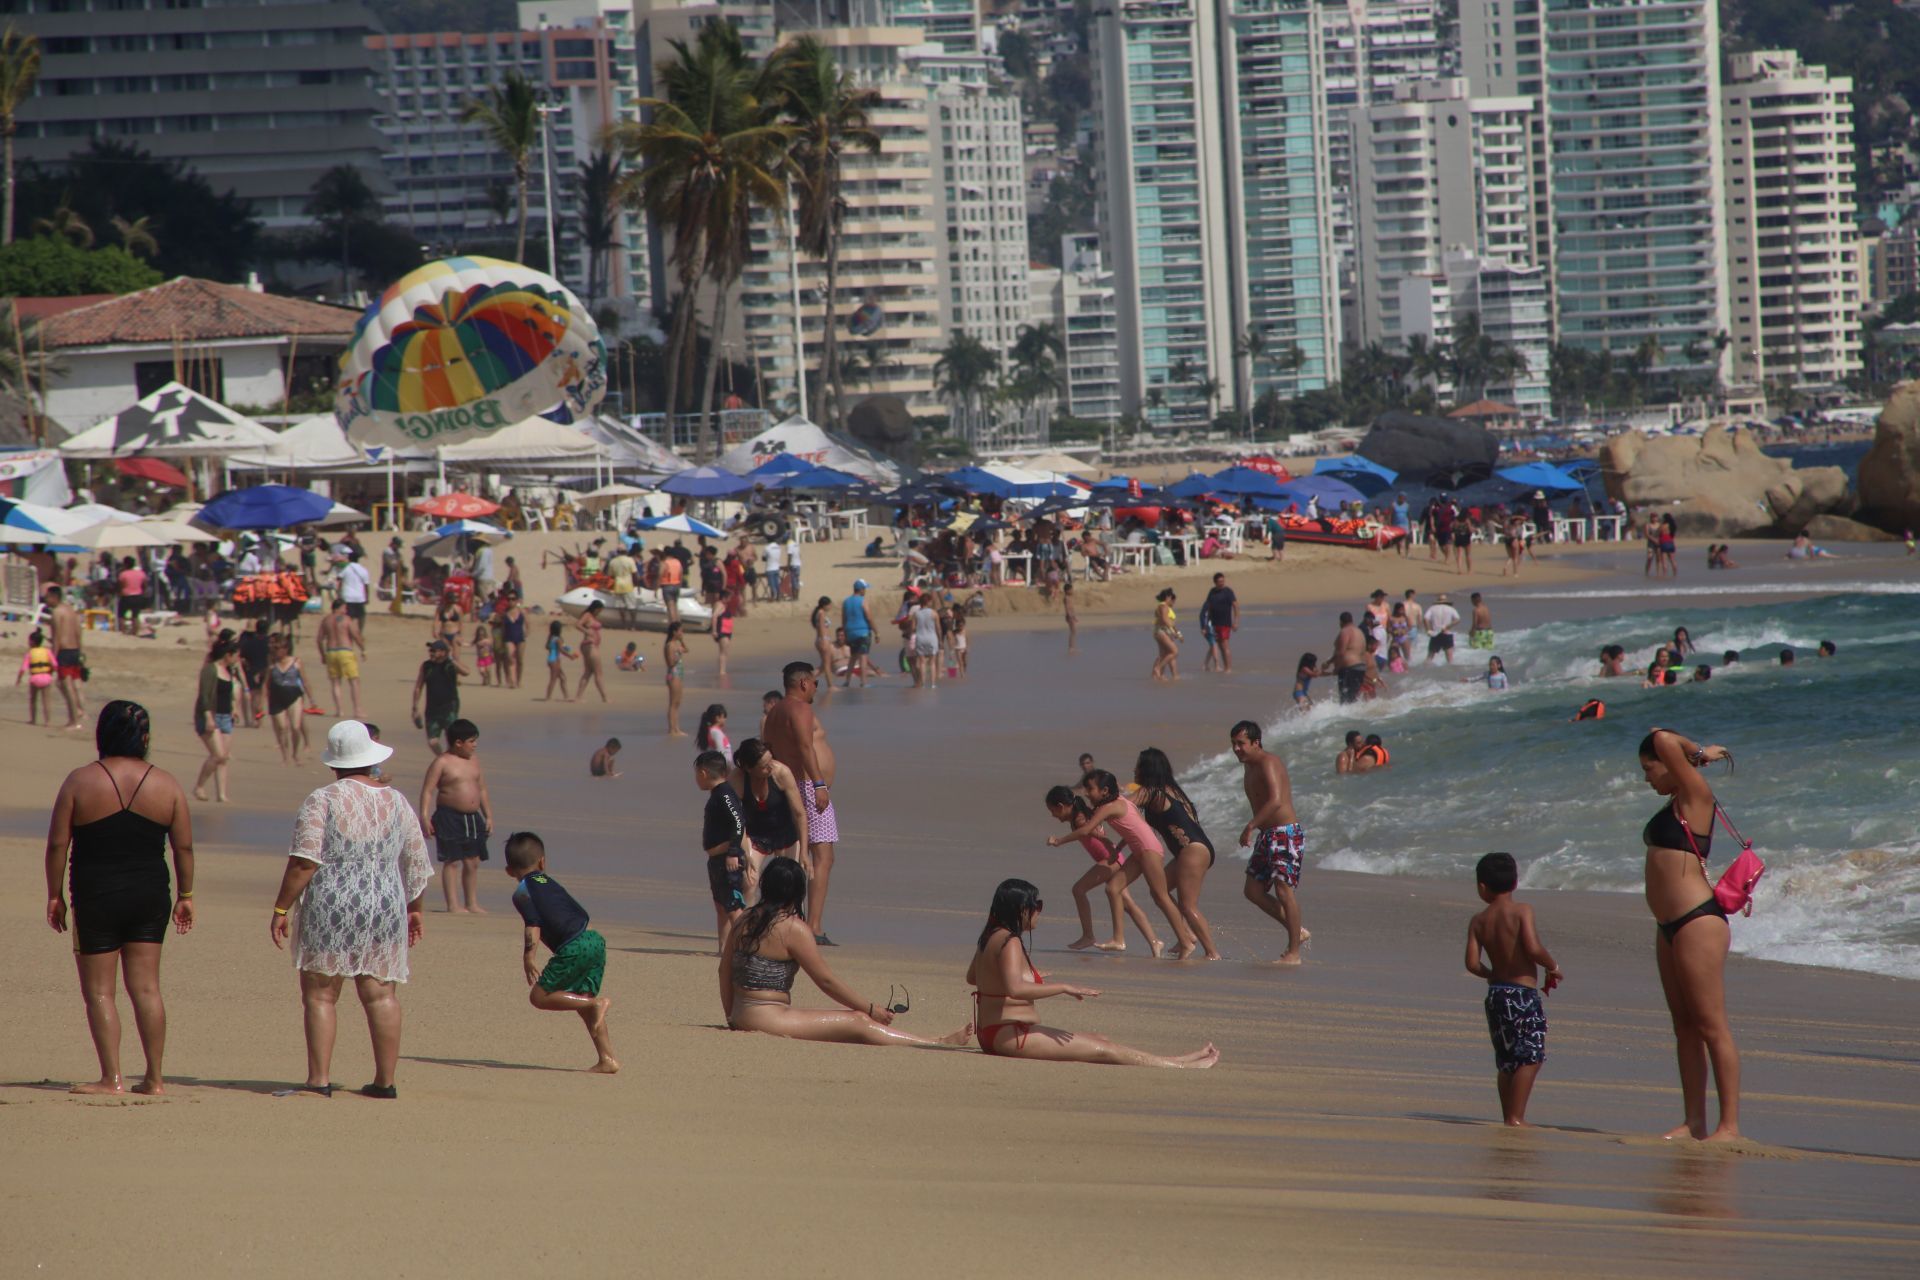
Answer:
[
  {"xmin": 1400, "ymin": 248, "xmax": 1552, "ymax": 415},
  {"xmin": 928, "ymin": 82, "xmax": 1033, "ymax": 363},
  {"xmin": 1095, "ymin": 0, "xmax": 1339, "ymax": 429},
  {"xmin": 1061, "ymin": 233, "xmax": 1122, "ymax": 421},
  {"xmin": 1722, "ymin": 50, "xmax": 1861, "ymax": 389},
  {"xmin": 1465, "ymin": 0, "xmax": 1730, "ymax": 376},
  {"xmin": 1348, "ymin": 78, "xmax": 1543, "ymax": 344},
  {"xmin": 737, "ymin": 25, "xmax": 942, "ymax": 416}
]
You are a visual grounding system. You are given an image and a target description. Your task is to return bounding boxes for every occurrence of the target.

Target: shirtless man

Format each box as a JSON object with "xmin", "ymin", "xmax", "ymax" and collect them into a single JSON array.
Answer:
[
  {"xmin": 418, "ymin": 717, "xmax": 493, "ymax": 913},
  {"xmin": 1319, "ymin": 611, "xmax": 1369, "ymax": 705},
  {"xmin": 762, "ymin": 661, "xmax": 841, "ymax": 945},
  {"xmin": 315, "ymin": 598, "xmax": 366, "ymax": 719},
  {"xmin": 1232, "ymin": 720, "xmax": 1306, "ymax": 965},
  {"xmin": 1335, "ymin": 730, "xmax": 1362, "ymax": 774},
  {"xmin": 1402, "ymin": 588, "xmax": 1424, "ymax": 639},
  {"xmin": 42, "ymin": 584, "xmax": 87, "ymax": 729}
]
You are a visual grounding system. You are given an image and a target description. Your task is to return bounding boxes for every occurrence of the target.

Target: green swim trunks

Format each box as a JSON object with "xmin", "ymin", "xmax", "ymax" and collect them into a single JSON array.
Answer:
[
  {"xmin": 537, "ymin": 928, "xmax": 606, "ymax": 995},
  {"xmin": 424, "ymin": 702, "xmax": 460, "ymax": 742},
  {"xmin": 1469, "ymin": 629, "xmax": 1495, "ymax": 650}
]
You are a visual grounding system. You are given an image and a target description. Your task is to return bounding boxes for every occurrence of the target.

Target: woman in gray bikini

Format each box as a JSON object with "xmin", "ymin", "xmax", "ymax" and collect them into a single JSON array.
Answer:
[
  {"xmin": 1638, "ymin": 728, "xmax": 1740, "ymax": 1142},
  {"xmin": 720, "ymin": 858, "xmax": 969, "ymax": 1048}
]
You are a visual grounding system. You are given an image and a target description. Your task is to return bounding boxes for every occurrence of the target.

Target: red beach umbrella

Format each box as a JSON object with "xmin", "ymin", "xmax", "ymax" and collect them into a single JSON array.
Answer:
[
  {"xmin": 411, "ymin": 493, "xmax": 501, "ymax": 518},
  {"xmin": 114, "ymin": 456, "xmax": 191, "ymax": 488}
]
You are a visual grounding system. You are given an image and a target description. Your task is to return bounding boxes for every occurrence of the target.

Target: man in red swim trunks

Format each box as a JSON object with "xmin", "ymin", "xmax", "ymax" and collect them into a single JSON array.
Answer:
[
  {"xmin": 43, "ymin": 584, "xmax": 87, "ymax": 729},
  {"xmin": 1200, "ymin": 573, "xmax": 1239, "ymax": 674}
]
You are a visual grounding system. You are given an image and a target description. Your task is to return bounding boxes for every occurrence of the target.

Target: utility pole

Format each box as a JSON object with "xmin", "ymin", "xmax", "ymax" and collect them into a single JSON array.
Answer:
[{"xmin": 537, "ymin": 99, "xmax": 561, "ymax": 281}]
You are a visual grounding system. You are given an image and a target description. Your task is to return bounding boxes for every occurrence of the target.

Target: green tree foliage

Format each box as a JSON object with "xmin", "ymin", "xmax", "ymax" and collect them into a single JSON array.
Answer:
[
  {"xmin": 0, "ymin": 234, "xmax": 162, "ymax": 295},
  {"xmin": 998, "ymin": 30, "xmax": 1035, "ymax": 80},
  {"xmin": 14, "ymin": 140, "xmax": 257, "ymax": 280},
  {"xmin": 460, "ymin": 70, "xmax": 541, "ymax": 264}
]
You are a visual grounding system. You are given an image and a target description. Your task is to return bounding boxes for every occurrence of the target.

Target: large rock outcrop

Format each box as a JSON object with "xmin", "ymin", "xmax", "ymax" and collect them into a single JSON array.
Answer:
[
  {"xmin": 1357, "ymin": 411, "xmax": 1500, "ymax": 487},
  {"xmin": 1858, "ymin": 381, "xmax": 1920, "ymax": 533},
  {"xmin": 1602, "ymin": 426, "xmax": 1849, "ymax": 537},
  {"xmin": 1804, "ymin": 514, "xmax": 1898, "ymax": 543}
]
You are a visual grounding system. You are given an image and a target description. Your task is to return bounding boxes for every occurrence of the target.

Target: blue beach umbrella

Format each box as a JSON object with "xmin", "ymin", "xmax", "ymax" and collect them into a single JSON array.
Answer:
[
  {"xmin": 1163, "ymin": 473, "xmax": 1218, "ymax": 499},
  {"xmin": 1270, "ymin": 475, "xmax": 1367, "ymax": 509},
  {"xmin": 1496, "ymin": 462, "xmax": 1586, "ymax": 494},
  {"xmin": 658, "ymin": 465, "xmax": 754, "ymax": 498},
  {"xmin": 769, "ymin": 465, "xmax": 868, "ymax": 491},
  {"xmin": 1312, "ymin": 454, "xmax": 1398, "ymax": 496},
  {"xmin": 745, "ymin": 451, "xmax": 816, "ymax": 479},
  {"xmin": 197, "ymin": 484, "xmax": 334, "ymax": 530},
  {"xmin": 1207, "ymin": 465, "xmax": 1289, "ymax": 499},
  {"xmin": 936, "ymin": 466, "xmax": 1020, "ymax": 497}
]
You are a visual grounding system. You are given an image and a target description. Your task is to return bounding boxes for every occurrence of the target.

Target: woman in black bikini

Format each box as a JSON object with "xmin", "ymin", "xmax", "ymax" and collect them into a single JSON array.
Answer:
[
  {"xmin": 967, "ymin": 879, "xmax": 1218, "ymax": 1067},
  {"xmin": 721, "ymin": 858, "xmax": 969, "ymax": 1048},
  {"xmin": 1133, "ymin": 748, "xmax": 1222, "ymax": 959},
  {"xmin": 1639, "ymin": 728, "xmax": 1740, "ymax": 1142},
  {"xmin": 44, "ymin": 701, "xmax": 195, "ymax": 1095},
  {"xmin": 730, "ymin": 738, "xmax": 809, "ymax": 891},
  {"xmin": 499, "ymin": 597, "xmax": 527, "ymax": 690}
]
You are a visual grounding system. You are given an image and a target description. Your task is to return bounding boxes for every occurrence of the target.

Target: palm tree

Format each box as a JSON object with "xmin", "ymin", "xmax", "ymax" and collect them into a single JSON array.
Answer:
[
  {"xmin": 1194, "ymin": 375, "xmax": 1222, "ymax": 419},
  {"xmin": 933, "ymin": 329, "xmax": 999, "ymax": 415},
  {"xmin": 1009, "ymin": 321, "xmax": 1064, "ymax": 393},
  {"xmin": 461, "ymin": 70, "xmax": 541, "ymax": 264},
  {"xmin": 110, "ymin": 214, "xmax": 158, "ymax": 260},
  {"xmin": 575, "ymin": 149, "xmax": 624, "ymax": 304},
  {"xmin": 0, "ymin": 24, "xmax": 39, "ymax": 247},
  {"xmin": 34, "ymin": 201, "xmax": 92, "ymax": 248},
  {"xmin": 610, "ymin": 23, "xmax": 790, "ymax": 457},
  {"xmin": 1231, "ymin": 324, "xmax": 1268, "ymax": 416},
  {"xmin": 1143, "ymin": 386, "xmax": 1166, "ymax": 416},
  {"xmin": 305, "ymin": 164, "xmax": 378, "ymax": 294},
  {"xmin": 772, "ymin": 35, "xmax": 880, "ymax": 428}
]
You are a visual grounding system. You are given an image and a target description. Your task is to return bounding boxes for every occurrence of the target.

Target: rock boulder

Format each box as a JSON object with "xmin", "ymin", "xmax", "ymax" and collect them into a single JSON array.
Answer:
[
  {"xmin": 1858, "ymin": 381, "xmax": 1920, "ymax": 532},
  {"xmin": 1601, "ymin": 426, "xmax": 1849, "ymax": 537},
  {"xmin": 1803, "ymin": 514, "xmax": 1898, "ymax": 543}
]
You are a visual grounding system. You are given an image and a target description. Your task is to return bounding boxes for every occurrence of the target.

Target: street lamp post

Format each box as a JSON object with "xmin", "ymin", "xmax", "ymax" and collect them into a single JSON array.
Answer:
[{"xmin": 536, "ymin": 99, "xmax": 562, "ymax": 280}]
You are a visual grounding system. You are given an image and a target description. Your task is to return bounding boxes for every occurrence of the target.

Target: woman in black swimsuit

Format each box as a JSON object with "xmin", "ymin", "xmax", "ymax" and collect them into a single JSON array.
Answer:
[
  {"xmin": 264, "ymin": 633, "xmax": 314, "ymax": 765},
  {"xmin": 731, "ymin": 738, "xmax": 808, "ymax": 869},
  {"xmin": 499, "ymin": 598, "xmax": 527, "ymax": 690},
  {"xmin": 1133, "ymin": 748, "xmax": 1222, "ymax": 960},
  {"xmin": 44, "ymin": 701, "xmax": 195, "ymax": 1095},
  {"xmin": 1639, "ymin": 728, "xmax": 1740, "ymax": 1142}
]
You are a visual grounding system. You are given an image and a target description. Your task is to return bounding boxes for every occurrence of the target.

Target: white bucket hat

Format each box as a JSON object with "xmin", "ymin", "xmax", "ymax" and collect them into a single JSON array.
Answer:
[{"xmin": 322, "ymin": 720, "xmax": 393, "ymax": 770}]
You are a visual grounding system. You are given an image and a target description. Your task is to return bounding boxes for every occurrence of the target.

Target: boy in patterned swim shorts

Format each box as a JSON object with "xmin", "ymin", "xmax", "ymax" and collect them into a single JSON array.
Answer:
[
  {"xmin": 1465, "ymin": 852, "xmax": 1563, "ymax": 1126},
  {"xmin": 1231, "ymin": 719, "xmax": 1308, "ymax": 965}
]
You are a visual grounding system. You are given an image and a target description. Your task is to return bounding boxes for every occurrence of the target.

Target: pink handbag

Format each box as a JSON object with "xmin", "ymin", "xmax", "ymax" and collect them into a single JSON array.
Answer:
[{"xmin": 1678, "ymin": 805, "xmax": 1766, "ymax": 917}]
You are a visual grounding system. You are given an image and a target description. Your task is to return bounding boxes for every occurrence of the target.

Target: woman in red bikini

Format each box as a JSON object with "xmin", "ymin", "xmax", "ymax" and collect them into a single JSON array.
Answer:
[{"xmin": 967, "ymin": 879, "xmax": 1218, "ymax": 1068}]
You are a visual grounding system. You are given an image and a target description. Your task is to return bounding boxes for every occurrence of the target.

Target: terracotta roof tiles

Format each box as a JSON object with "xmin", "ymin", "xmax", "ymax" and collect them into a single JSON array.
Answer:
[{"xmin": 35, "ymin": 277, "xmax": 361, "ymax": 350}]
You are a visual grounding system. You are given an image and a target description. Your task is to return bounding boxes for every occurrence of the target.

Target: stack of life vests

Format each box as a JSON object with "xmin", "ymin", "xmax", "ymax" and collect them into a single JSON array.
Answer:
[{"xmin": 230, "ymin": 572, "xmax": 312, "ymax": 607}]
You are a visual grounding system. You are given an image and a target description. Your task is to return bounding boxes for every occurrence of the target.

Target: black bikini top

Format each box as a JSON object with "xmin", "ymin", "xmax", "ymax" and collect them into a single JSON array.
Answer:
[{"xmin": 1644, "ymin": 800, "xmax": 1710, "ymax": 855}]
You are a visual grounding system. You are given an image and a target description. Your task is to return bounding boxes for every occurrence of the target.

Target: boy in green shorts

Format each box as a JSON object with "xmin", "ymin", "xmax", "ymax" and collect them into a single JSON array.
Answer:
[{"xmin": 505, "ymin": 831, "xmax": 619, "ymax": 1074}]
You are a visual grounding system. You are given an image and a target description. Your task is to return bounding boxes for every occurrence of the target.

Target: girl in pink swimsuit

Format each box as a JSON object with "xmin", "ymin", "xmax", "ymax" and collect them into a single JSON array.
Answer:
[
  {"xmin": 1044, "ymin": 770, "xmax": 1196, "ymax": 958},
  {"xmin": 1045, "ymin": 786, "xmax": 1160, "ymax": 954}
]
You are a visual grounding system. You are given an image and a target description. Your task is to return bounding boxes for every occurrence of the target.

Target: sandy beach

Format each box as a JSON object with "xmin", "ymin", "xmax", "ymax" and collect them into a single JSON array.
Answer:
[{"xmin": 3, "ymin": 533, "xmax": 1917, "ymax": 1277}]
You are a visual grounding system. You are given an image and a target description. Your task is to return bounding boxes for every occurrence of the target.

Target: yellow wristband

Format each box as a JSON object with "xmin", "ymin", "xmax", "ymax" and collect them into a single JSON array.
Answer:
[
  {"xmin": 179, "ymin": 891, "xmax": 193, "ymax": 898},
  {"xmin": 273, "ymin": 907, "xmax": 289, "ymax": 916}
]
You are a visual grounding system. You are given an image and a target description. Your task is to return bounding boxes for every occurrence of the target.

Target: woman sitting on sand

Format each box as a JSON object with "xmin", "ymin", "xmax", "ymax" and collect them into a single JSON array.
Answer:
[
  {"xmin": 1637, "ymin": 729, "xmax": 1740, "ymax": 1142},
  {"xmin": 721, "ymin": 858, "xmax": 969, "ymax": 1049},
  {"xmin": 967, "ymin": 878, "xmax": 1217, "ymax": 1067},
  {"xmin": 45, "ymin": 701, "xmax": 195, "ymax": 1095}
]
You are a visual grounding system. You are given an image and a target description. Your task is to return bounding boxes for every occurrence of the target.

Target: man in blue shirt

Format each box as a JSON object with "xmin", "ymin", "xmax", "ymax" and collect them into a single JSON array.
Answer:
[{"xmin": 841, "ymin": 578, "xmax": 876, "ymax": 687}]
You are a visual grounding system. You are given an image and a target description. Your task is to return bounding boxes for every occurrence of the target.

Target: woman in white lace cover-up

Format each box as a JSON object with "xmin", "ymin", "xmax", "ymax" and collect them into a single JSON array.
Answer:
[{"xmin": 269, "ymin": 722, "xmax": 431, "ymax": 1099}]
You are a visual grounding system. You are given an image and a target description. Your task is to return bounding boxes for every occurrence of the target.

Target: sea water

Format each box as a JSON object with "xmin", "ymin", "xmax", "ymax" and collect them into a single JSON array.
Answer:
[{"xmin": 1181, "ymin": 589, "xmax": 1920, "ymax": 980}]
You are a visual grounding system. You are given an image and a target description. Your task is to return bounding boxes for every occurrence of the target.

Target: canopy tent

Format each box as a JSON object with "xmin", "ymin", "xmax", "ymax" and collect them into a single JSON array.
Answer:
[
  {"xmin": 767, "ymin": 465, "xmax": 870, "ymax": 491},
  {"xmin": 196, "ymin": 484, "xmax": 335, "ymax": 531},
  {"xmin": 1495, "ymin": 462, "xmax": 1587, "ymax": 494},
  {"xmin": 226, "ymin": 414, "xmax": 365, "ymax": 471},
  {"xmin": 0, "ymin": 448, "xmax": 73, "ymax": 507},
  {"xmin": 1089, "ymin": 475, "xmax": 1157, "ymax": 495},
  {"xmin": 936, "ymin": 466, "xmax": 1019, "ymax": 498},
  {"xmin": 578, "ymin": 415, "xmax": 688, "ymax": 476},
  {"xmin": 435, "ymin": 417, "xmax": 599, "ymax": 464},
  {"xmin": 1312, "ymin": 454, "xmax": 1398, "ymax": 496},
  {"xmin": 62, "ymin": 502, "xmax": 144, "ymax": 526},
  {"xmin": 658, "ymin": 465, "xmax": 754, "ymax": 498},
  {"xmin": 58, "ymin": 383, "xmax": 281, "ymax": 459},
  {"xmin": 716, "ymin": 414, "xmax": 903, "ymax": 486}
]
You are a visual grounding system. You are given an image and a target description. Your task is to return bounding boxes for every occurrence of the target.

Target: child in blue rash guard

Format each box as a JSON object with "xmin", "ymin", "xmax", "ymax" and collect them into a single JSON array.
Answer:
[{"xmin": 504, "ymin": 832, "xmax": 618, "ymax": 1074}]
